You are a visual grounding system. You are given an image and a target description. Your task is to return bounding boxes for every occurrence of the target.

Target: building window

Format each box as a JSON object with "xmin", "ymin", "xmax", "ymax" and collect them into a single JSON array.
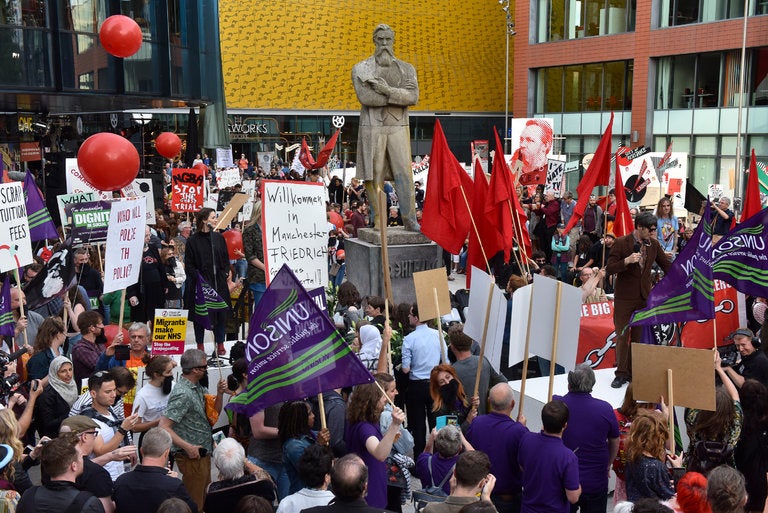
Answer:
[
  {"xmin": 535, "ymin": 60, "xmax": 632, "ymax": 113},
  {"xmin": 538, "ymin": 0, "xmax": 634, "ymax": 42},
  {"xmin": 660, "ymin": 0, "xmax": 748, "ymax": 26},
  {"xmin": 655, "ymin": 48, "xmax": 768, "ymax": 109}
]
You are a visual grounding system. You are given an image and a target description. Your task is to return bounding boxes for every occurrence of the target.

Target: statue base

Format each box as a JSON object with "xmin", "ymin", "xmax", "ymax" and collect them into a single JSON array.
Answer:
[{"xmin": 345, "ymin": 227, "xmax": 443, "ymax": 305}]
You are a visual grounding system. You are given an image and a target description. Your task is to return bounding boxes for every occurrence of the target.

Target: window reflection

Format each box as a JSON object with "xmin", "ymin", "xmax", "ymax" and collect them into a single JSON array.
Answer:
[
  {"xmin": 535, "ymin": 60, "xmax": 631, "ymax": 113},
  {"xmin": 538, "ymin": 0, "xmax": 633, "ymax": 42},
  {"xmin": 661, "ymin": 0, "xmax": 749, "ymax": 26}
]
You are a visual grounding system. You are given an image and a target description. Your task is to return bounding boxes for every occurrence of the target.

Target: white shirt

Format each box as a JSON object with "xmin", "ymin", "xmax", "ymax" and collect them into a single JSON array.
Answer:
[
  {"xmin": 91, "ymin": 411, "xmax": 127, "ymax": 481},
  {"xmin": 132, "ymin": 382, "xmax": 172, "ymax": 422},
  {"xmin": 276, "ymin": 488, "xmax": 334, "ymax": 513}
]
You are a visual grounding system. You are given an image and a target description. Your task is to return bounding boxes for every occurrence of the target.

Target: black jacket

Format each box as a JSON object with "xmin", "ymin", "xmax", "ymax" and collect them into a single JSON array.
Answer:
[
  {"xmin": 113, "ymin": 465, "xmax": 197, "ymax": 513},
  {"xmin": 183, "ymin": 230, "xmax": 231, "ymax": 309}
]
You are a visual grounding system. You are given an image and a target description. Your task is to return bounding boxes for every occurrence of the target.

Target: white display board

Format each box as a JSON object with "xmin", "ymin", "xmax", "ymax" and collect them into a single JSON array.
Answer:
[
  {"xmin": 121, "ymin": 178, "xmax": 156, "ymax": 225},
  {"xmin": 103, "ymin": 198, "xmax": 146, "ymax": 294},
  {"xmin": 0, "ymin": 182, "xmax": 34, "ymax": 272},
  {"xmin": 463, "ymin": 267, "xmax": 507, "ymax": 372},
  {"xmin": 261, "ymin": 180, "xmax": 328, "ymax": 289},
  {"xmin": 65, "ymin": 158, "xmax": 112, "ymax": 201}
]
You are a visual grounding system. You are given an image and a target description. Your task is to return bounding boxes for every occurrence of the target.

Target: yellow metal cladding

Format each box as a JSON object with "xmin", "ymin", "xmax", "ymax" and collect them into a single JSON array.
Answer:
[{"xmin": 219, "ymin": 0, "xmax": 509, "ymax": 113}]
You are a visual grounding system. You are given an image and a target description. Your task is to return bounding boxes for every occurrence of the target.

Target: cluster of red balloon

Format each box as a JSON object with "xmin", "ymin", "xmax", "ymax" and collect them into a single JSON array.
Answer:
[
  {"xmin": 99, "ymin": 15, "xmax": 143, "ymax": 58},
  {"xmin": 155, "ymin": 132, "xmax": 182, "ymax": 159}
]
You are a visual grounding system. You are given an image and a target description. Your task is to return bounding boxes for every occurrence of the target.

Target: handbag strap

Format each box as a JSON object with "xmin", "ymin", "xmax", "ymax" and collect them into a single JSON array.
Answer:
[{"xmin": 427, "ymin": 454, "xmax": 455, "ymax": 489}]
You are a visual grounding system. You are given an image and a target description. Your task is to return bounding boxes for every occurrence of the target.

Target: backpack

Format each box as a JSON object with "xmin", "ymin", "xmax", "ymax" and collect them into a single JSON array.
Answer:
[
  {"xmin": 411, "ymin": 456, "xmax": 454, "ymax": 512},
  {"xmin": 688, "ymin": 440, "xmax": 733, "ymax": 475}
]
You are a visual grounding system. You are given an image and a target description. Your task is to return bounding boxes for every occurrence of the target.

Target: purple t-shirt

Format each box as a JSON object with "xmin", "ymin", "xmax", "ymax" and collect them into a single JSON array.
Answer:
[
  {"xmin": 518, "ymin": 431, "xmax": 580, "ymax": 513},
  {"xmin": 346, "ymin": 421, "xmax": 386, "ymax": 508},
  {"xmin": 414, "ymin": 452, "xmax": 458, "ymax": 495},
  {"xmin": 466, "ymin": 412, "xmax": 529, "ymax": 493},
  {"xmin": 556, "ymin": 392, "xmax": 620, "ymax": 493}
]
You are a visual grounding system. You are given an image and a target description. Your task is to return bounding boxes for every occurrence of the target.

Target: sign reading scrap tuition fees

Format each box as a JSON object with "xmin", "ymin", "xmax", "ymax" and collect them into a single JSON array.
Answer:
[
  {"xmin": 152, "ymin": 308, "xmax": 188, "ymax": 355},
  {"xmin": 103, "ymin": 198, "xmax": 146, "ymax": 294},
  {"xmin": 65, "ymin": 201, "xmax": 112, "ymax": 245},
  {"xmin": 171, "ymin": 167, "xmax": 204, "ymax": 212},
  {"xmin": 0, "ymin": 182, "xmax": 34, "ymax": 273},
  {"xmin": 261, "ymin": 180, "xmax": 328, "ymax": 289}
]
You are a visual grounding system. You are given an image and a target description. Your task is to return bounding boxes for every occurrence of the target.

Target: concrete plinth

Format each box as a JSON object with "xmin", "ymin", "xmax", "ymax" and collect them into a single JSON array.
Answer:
[{"xmin": 345, "ymin": 227, "xmax": 443, "ymax": 304}]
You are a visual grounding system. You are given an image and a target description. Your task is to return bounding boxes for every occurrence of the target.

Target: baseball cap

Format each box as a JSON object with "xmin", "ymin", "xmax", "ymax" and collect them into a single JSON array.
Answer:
[
  {"xmin": 60, "ymin": 415, "xmax": 99, "ymax": 435},
  {"xmin": 728, "ymin": 328, "xmax": 754, "ymax": 340}
]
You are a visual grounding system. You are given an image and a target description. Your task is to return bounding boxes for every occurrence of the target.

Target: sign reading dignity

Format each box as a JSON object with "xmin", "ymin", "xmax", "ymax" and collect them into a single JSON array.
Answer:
[
  {"xmin": 261, "ymin": 181, "xmax": 328, "ymax": 289},
  {"xmin": 0, "ymin": 182, "xmax": 34, "ymax": 273},
  {"xmin": 103, "ymin": 198, "xmax": 146, "ymax": 294},
  {"xmin": 65, "ymin": 201, "xmax": 112, "ymax": 245}
]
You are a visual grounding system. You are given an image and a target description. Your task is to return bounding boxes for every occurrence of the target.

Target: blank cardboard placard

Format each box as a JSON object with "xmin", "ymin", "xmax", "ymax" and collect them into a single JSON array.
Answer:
[
  {"xmin": 464, "ymin": 266, "xmax": 507, "ymax": 371},
  {"xmin": 632, "ymin": 344, "xmax": 715, "ymax": 411},
  {"xmin": 215, "ymin": 192, "xmax": 250, "ymax": 229},
  {"xmin": 413, "ymin": 268, "xmax": 451, "ymax": 321}
]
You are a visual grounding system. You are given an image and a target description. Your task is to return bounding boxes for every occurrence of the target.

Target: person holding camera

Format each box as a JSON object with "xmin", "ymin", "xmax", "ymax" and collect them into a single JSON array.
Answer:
[
  {"xmin": 720, "ymin": 328, "xmax": 768, "ymax": 388},
  {"xmin": 159, "ymin": 349, "xmax": 227, "ymax": 512},
  {"xmin": 711, "ymin": 197, "xmax": 734, "ymax": 242}
]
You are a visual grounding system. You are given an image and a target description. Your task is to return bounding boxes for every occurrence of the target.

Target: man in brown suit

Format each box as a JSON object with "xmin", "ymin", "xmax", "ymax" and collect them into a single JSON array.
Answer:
[{"xmin": 605, "ymin": 212, "xmax": 671, "ymax": 388}]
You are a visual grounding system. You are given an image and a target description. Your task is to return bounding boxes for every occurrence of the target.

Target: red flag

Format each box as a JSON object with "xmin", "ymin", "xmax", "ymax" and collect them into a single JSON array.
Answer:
[
  {"xmin": 740, "ymin": 149, "xmax": 762, "ymax": 223},
  {"xmin": 563, "ymin": 112, "xmax": 614, "ymax": 233},
  {"xmin": 612, "ymin": 156, "xmax": 634, "ymax": 237},
  {"xmin": 311, "ymin": 129, "xmax": 340, "ymax": 169},
  {"xmin": 466, "ymin": 160, "xmax": 504, "ymax": 288},
  {"xmin": 595, "ymin": 195, "xmax": 609, "ymax": 211},
  {"xmin": 421, "ymin": 120, "xmax": 473, "ymax": 254},
  {"xmin": 486, "ymin": 129, "xmax": 515, "ymax": 261},
  {"xmin": 298, "ymin": 137, "xmax": 316, "ymax": 169},
  {"xmin": 519, "ymin": 169, "xmax": 547, "ymax": 186}
]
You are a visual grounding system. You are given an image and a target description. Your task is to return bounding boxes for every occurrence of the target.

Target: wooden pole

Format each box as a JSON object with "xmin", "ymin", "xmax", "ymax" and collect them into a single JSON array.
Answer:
[
  {"xmin": 547, "ymin": 281, "xmax": 563, "ymax": 402},
  {"xmin": 378, "ymin": 189, "xmax": 394, "ymax": 308},
  {"xmin": 318, "ymin": 392, "xmax": 327, "ymax": 429},
  {"xmin": 118, "ymin": 289, "xmax": 127, "ymax": 328},
  {"xmin": 457, "ymin": 186, "xmax": 490, "ymax": 273},
  {"xmin": 384, "ymin": 301, "xmax": 392, "ymax": 376},
  {"xmin": 374, "ymin": 379, "xmax": 396, "ymax": 408},
  {"xmin": 518, "ymin": 287, "xmax": 535, "ymax": 416},
  {"xmin": 13, "ymin": 268, "xmax": 28, "ymax": 347},
  {"xmin": 667, "ymin": 369, "xmax": 674, "ymax": 443},
  {"xmin": 473, "ymin": 282, "xmax": 496, "ymax": 398},
  {"xmin": 507, "ymin": 200, "xmax": 531, "ymax": 277},
  {"xmin": 434, "ymin": 288, "xmax": 446, "ymax": 365}
]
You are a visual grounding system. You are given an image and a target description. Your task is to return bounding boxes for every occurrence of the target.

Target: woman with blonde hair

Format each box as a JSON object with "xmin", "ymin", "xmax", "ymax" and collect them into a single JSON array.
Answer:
[
  {"xmin": 625, "ymin": 410, "xmax": 683, "ymax": 502},
  {"xmin": 0, "ymin": 409, "xmax": 33, "ymax": 493},
  {"xmin": 655, "ymin": 197, "xmax": 679, "ymax": 256}
]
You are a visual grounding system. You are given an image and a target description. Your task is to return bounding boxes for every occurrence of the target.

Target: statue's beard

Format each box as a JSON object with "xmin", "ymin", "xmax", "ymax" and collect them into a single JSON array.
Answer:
[{"xmin": 375, "ymin": 47, "xmax": 394, "ymax": 67}]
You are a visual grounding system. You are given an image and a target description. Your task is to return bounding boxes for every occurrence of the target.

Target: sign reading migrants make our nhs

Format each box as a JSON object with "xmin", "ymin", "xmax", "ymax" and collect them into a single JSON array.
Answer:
[{"xmin": 261, "ymin": 180, "xmax": 328, "ymax": 290}]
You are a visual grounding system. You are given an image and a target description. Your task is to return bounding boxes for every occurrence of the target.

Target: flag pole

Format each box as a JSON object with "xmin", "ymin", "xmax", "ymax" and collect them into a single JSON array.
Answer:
[
  {"xmin": 317, "ymin": 393, "xmax": 327, "ymax": 430},
  {"xmin": 458, "ymin": 186, "xmax": 490, "ymax": 273},
  {"xmin": 384, "ymin": 302, "xmax": 392, "ymax": 375},
  {"xmin": 547, "ymin": 281, "xmax": 563, "ymax": 402},
  {"xmin": 377, "ymin": 189, "xmax": 394, "ymax": 308},
  {"xmin": 504, "ymin": 201, "xmax": 525, "ymax": 273},
  {"xmin": 473, "ymin": 282, "xmax": 495, "ymax": 398},
  {"xmin": 507, "ymin": 200, "xmax": 531, "ymax": 277},
  {"xmin": 518, "ymin": 286, "xmax": 535, "ymax": 417},
  {"xmin": 13, "ymin": 268, "xmax": 29, "ymax": 348},
  {"xmin": 374, "ymin": 379, "xmax": 396, "ymax": 408},
  {"xmin": 118, "ymin": 289, "xmax": 127, "ymax": 329},
  {"xmin": 667, "ymin": 369, "xmax": 675, "ymax": 443},
  {"xmin": 434, "ymin": 288, "xmax": 446, "ymax": 365}
]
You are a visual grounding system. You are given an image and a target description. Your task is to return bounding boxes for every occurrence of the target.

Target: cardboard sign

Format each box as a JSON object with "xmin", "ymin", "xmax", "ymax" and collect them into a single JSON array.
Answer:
[
  {"xmin": 57, "ymin": 192, "xmax": 95, "ymax": 229},
  {"xmin": 64, "ymin": 158, "xmax": 112, "ymax": 200},
  {"xmin": 632, "ymin": 344, "xmax": 716, "ymax": 411},
  {"xmin": 261, "ymin": 180, "xmax": 328, "ymax": 288},
  {"xmin": 216, "ymin": 168, "xmax": 240, "ymax": 189},
  {"xmin": 464, "ymin": 267, "xmax": 506, "ymax": 371},
  {"xmin": 413, "ymin": 268, "xmax": 451, "ymax": 321},
  {"xmin": 121, "ymin": 179, "xmax": 156, "ymax": 225},
  {"xmin": 216, "ymin": 147, "xmax": 234, "ymax": 168},
  {"xmin": 0, "ymin": 182, "xmax": 34, "ymax": 272},
  {"xmin": 152, "ymin": 308, "xmax": 188, "ymax": 355},
  {"xmin": 65, "ymin": 201, "xmax": 112, "ymax": 245},
  {"xmin": 171, "ymin": 167, "xmax": 205, "ymax": 212},
  {"xmin": 102, "ymin": 198, "xmax": 146, "ymax": 294},
  {"xmin": 215, "ymin": 192, "xmax": 250, "ymax": 229},
  {"xmin": 545, "ymin": 159, "xmax": 566, "ymax": 197}
]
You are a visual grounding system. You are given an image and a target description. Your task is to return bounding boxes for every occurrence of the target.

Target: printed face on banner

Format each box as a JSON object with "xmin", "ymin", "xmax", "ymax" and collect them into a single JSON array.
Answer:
[
  {"xmin": 508, "ymin": 118, "xmax": 555, "ymax": 174},
  {"xmin": 262, "ymin": 181, "xmax": 328, "ymax": 289},
  {"xmin": 102, "ymin": 198, "xmax": 146, "ymax": 294},
  {"xmin": 0, "ymin": 182, "xmax": 34, "ymax": 272},
  {"xmin": 171, "ymin": 167, "xmax": 204, "ymax": 212}
]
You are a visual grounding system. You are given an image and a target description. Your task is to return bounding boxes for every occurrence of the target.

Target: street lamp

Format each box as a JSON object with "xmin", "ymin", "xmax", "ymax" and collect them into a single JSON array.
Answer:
[
  {"xmin": 132, "ymin": 112, "xmax": 152, "ymax": 177},
  {"xmin": 500, "ymin": 0, "xmax": 516, "ymax": 154}
]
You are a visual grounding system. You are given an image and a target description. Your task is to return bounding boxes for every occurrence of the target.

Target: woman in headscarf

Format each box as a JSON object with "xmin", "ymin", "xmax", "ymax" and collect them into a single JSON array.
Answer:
[
  {"xmin": 357, "ymin": 324, "xmax": 382, "ymax": 371},
  {"xmin": 33, "ymin": 356, "xmax": 79, "ymax": 438}
]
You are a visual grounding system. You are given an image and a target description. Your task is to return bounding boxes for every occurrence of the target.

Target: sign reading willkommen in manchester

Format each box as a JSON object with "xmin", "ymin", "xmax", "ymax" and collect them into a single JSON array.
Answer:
[
  {"xmin": 103, "ymin": 198, "xmax": 146, "ymax": 294},
  {"xmin": 261, "ymin": 181, "xmax": 328, "ymax": 289},
  {"xmin": 0, "ymin": 182, "xmax": 34, "ymax": 272}
]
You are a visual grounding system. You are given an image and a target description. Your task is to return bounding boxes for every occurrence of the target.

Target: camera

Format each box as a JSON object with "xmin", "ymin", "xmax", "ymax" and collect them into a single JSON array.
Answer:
[
  {"xmin": 0, "ymin": 373, "xmax": 20, "ymax": 397},
  {"xmin": 718, "ymin": 344, "xmax": 739, "ymax": 368}
]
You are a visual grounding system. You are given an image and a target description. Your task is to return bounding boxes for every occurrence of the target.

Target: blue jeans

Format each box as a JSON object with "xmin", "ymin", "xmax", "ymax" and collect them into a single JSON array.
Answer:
[
  {"xmin": 249, "ymin": 282, "xmax": 267, "ymax": 310},
  {"xmin": 247, "ymin": 456, "xmax": 289, "ymax": 500},
  {"xmin": 332, "ymin": 263, "xmax": 346, "ymax": 289}
]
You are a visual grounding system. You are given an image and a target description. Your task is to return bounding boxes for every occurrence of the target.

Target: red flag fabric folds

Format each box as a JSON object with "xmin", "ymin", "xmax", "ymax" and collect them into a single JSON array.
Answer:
[
  {"xmin": 311, "ymin": 129, "xmax": 340, "ymax": 170},
  {"xmin": 421, "ymin": 120, "xmax": 473, "ymax": 254},
  {"xmin": 612, "ymin": 157, "xmax": 634, "ymax": 237},
  {"xmin": 740, "ymin": 149, "xmax": 762, "ymax": 223},
  {"xmin": 487, "ymin": 128, "xmax": 525, "ymax": 259},
  {"xmin": 563, "ymin": 112, "xmax": 614, "ymax": 233},
  {"xmin": 467, "ymin": 160, "xmax": 504, "ymax": 288},
  {"xmin": 298, "ymin": 137, "xmax": 316, "ymax": 170}
]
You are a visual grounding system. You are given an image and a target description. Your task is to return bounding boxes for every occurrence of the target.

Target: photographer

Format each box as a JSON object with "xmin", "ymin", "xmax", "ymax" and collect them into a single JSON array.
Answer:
[
  {"xmin": 0, "ymin": 347, "xmax": 45, "ymax": 438},
  {"xmin": 711, "ymin": 197, "xmax": 734, "ymax": 242},
  {"xmin": 720, "ymin": 328, "xmax": 768, "ymax": 388}
]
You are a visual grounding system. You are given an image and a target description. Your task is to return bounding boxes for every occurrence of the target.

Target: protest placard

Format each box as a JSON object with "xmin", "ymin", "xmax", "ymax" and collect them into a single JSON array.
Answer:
[
  {"xmin": 171, "ymin": 167, "xmax": 204, "ymax": 212},
  {"xmin": 103, "ymin": 198, "xmax": 146, "ymax": 294},
  {"xmin": 152, "ymin": 308, "xmax": 188, "ymax": 355},
  {"xmin": 216, "ymin": 147, "xmax": 234, "ymax": 168},
  {"xmin": 262, "ymin": 180, "xmax": 327, "ymax": 289},
  {"xmin": 240, "ymin": 180, "xmax": 256, "ymax": 223},
  {"xmin": 57, "ymin": 192, "xmax": 95, "ymax": 229},
  {"xmin": 545, "ymin": 159, "xmax": 566, "ymax": 197},
  {"xmin": 122, "ymin": 179, "xmax": 156, "ymax": 225},
  {"xmin": 413, "ymin": 268, "xmax": 451, "ymax": 322},
  {"xmin": 64, "ymin": 158, "xmax": 112, "ymax": 200},
  {"xmin": 464, "ymin": 267, "xmax": 506, "ymax": 371},
  {"xmin": 65, "ymin": 201, "xmax": 112, "ymax": 245},
  {"xmin": 215, "ymin": 193, "xmax": 250, "ymax": 229},
  {"xmin": 216, "ymin": 168, "xmax": 240, "ymax": 189},
  {"xmin": 0, "ymin": 182, "xmax": 34, "ymax": 272}
]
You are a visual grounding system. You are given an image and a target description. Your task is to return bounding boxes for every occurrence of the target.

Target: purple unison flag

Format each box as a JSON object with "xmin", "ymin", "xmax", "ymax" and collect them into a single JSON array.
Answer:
[
  {"xmin": 193, "ymin": 272, "xmax": 229, "ymax": 330},
  {"xmin": 227, "ymin": 264, "xmax": 374, "ymax": 417},
  {"xmin": 23, "ymin": 243, "xmax": 76, "ymax": 310},
  {"xmin": 712, "ymin": 206, "xmax": 768, "ymax": 297},
  {"xmin": 0, "ymin": 276, "xmax": 14, "ymax": 337},
  {"xmin": 23, "ymin": 171, "xmax": 59, "ymax": 241},
  {"xmin": 629, "ymin": 200, "xmax": 715, "ymax": 328}
]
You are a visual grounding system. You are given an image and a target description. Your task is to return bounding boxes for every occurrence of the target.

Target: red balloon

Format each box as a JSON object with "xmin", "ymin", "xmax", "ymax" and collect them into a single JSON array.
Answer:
[
  {"xmin": 99, "ymin": 15, "xmax": 143, "ymax": 58},
  {"xmin": 103, "ymin": 325, "xmax": 130, "ymax": 348},
  {"xmin": 77, "ymin": 132, "xmax": 140, "ymax": 191},
  {"xmin": 222, "ymin": 230, "xmax": 244, "ymax": 260},
  {"xmin": 155, "ymin": 132, "xmax": 182, "ymax": 159}
]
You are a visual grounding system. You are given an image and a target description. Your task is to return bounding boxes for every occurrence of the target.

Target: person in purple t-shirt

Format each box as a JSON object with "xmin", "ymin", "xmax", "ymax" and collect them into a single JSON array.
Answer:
[
  {"xmin": 518, "ymin": 400, "xmax": 581, "ymax": 513},
  {"xmin": 466, "ymin": 383, "xmax": 529, "ymax": 513},
  {"xmin": 345, "ymin": 381, "xmax": 405, "ymax": 509},
  {"xmin": 555, "ymin": 364, "xmax": 620, "ymax": 513}
]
